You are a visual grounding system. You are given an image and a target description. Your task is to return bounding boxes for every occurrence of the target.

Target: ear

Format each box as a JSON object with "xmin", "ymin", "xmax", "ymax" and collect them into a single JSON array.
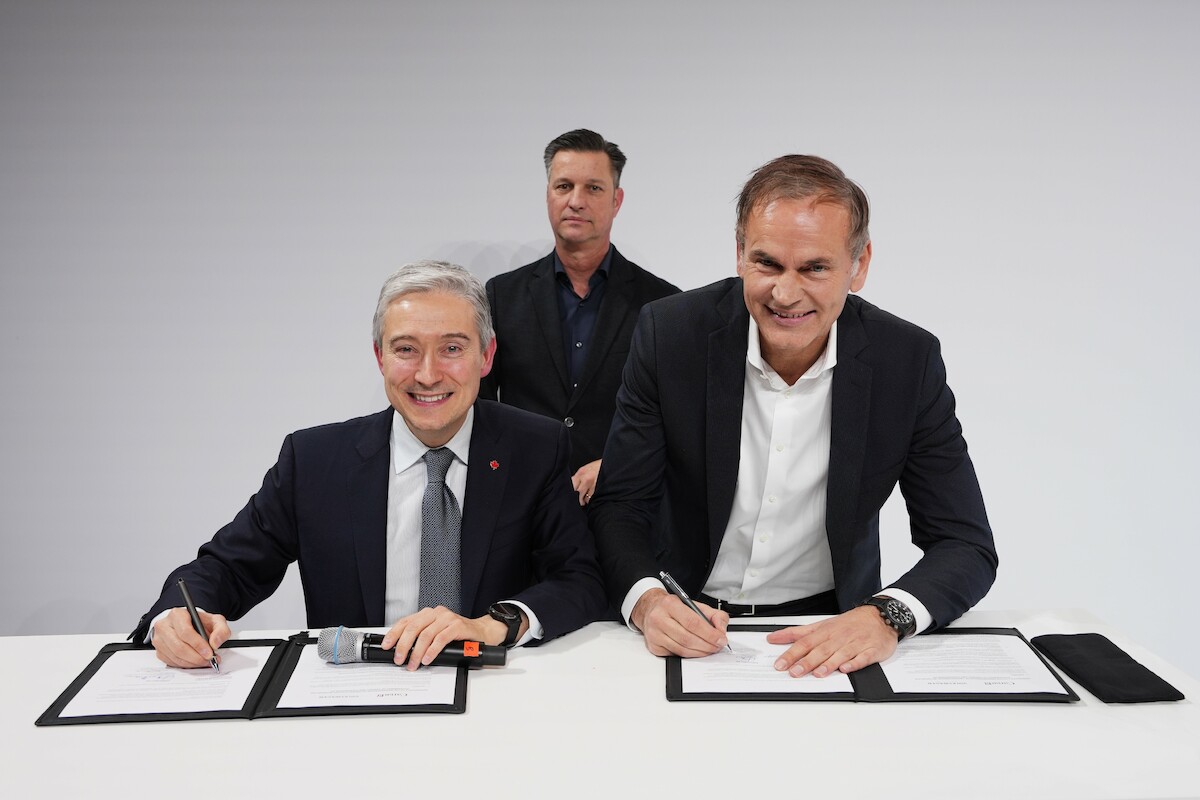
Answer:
[
  {"xmin": 612, "ymin": 186, "xmax": 625, "ymax": 216},
  {"xmin": 735, "ymin": 237, "xmax": 746, "ymax": 277},
  {"xmin": 479, "ymin": 337, "xmax": 497, "ymax": 378},
  {"xmin": 374, "ymin": 341, "xmax": 385, "ymax": 373},
  {"xmin": 850, "ymin": 240, "xmax": 872, "ymax": 293}
]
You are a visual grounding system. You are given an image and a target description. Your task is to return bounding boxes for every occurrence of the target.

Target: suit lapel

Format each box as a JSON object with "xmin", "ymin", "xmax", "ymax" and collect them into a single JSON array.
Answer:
[
  {"xmin": 706, "ymin": 282, "xmax": 750, "ymax": 561},
  {"xmin": 569, "ymin": 247, "xmax": 634, "ymax": 407},
  {"xmin": 527, "ymin": 255, "xmax": 571, "ymax": 394},
  {"xmin": 827, "ymin": 299, "xmax": 872, "ymax": 580},
  {"xmin": 349, "ymin": 410, "xmax": 393, "ymax": 626},
  {"xmin": 460, "ymin": 403, "xmax": 509, "ymax": 615}
]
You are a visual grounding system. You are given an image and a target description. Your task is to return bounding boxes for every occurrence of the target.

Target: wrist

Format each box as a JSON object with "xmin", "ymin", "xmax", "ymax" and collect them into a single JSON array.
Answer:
[{"xmin": 631, "ymin": 587, "xmax": 668, "ymax": 633}]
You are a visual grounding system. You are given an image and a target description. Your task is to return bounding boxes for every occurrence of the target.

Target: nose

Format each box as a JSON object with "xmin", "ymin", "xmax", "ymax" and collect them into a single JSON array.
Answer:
[
  {"xmin": 414, "ymin": 351, "xmax": 442, "ymax": 385},
  {"xmin": 568, "ymin": 186, "xmax": 587, "ymax": 209},
  {"xmin": 771, "ymin": 270, "xmax": 805, "ymax": 307}
]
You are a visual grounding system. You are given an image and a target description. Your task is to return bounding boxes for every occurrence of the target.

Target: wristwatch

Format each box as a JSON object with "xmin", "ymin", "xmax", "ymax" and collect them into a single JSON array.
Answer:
[
  {"xmin": 860, "ymin": 595, "xmax": 917, "ymax": 641},
  {"xmin": 487, "ymin": 602, "xmax": 523, "ymax": 647}
]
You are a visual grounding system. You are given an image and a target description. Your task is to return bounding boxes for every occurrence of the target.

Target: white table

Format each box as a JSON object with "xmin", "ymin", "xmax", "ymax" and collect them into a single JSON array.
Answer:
[{"xmin": 3, "ymin": 609, "xmax": 1198, "ymax": 799}]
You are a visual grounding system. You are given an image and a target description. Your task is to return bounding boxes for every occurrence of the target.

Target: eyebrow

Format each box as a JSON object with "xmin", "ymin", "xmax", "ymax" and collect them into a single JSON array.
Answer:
[{"xmin": 387, "ymin": 332, "xmax": 473, "ymax": 346}]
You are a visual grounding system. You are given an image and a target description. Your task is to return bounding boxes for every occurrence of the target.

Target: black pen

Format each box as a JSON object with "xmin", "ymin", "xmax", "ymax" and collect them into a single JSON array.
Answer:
[
  {"xmin": 659, "ymin": 571, "xmax": 732, "ymax": 652},
  {"xmin": 177, "ymin": 578, "xmax": 220, "ymax": 673}
]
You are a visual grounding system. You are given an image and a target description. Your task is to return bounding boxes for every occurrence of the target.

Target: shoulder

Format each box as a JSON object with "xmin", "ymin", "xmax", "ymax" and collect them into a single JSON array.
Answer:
[
  {"xmin": 611, "ymin": 246, "xmax": 681, "ymax": 296},
  {"xmin": 474, "ymin": 399, "xmax": 563, "ymax": 439},
  {"xmin": 287, "ymin": 408, "xmax": 392, "ymax": 449},
  {"xmin": 485, "ymin": 253, "xmax": 553, "ymax": 293},
  {"xmin": 843, "ymin": 295, "xmax": 939, "ymax": 347},
  {"xmin": 643, "ymin": 277, "xmax": 741, "ymax": 323}
]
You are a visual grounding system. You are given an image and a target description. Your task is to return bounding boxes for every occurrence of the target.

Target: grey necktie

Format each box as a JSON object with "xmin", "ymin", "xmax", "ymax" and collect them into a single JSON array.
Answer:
[{"xmin": 417, "ymin": 447, "xmax": 462, "ymax": 613}]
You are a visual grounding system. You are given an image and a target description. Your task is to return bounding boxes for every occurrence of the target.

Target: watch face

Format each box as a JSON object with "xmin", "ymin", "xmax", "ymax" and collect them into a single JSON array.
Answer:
[{"xmin": 885, "ymin": 599, "xmax": 915, "ymax": 626}]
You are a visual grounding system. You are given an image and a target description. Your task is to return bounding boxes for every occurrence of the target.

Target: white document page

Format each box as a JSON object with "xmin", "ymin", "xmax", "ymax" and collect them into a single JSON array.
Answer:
[
  {"xmin": 60, "ymin": 646, "xmax": 274, "ymax": 717},
  {"xmin": 275, "ymin": 645, "xmax": 459, "ymax": 708},
  {"xmin": 880, "ymin": 633, "xmax": 1069, "ymax": 694},
  {"xmin": 680, "ymin": 630, "xmax": 854, "ymax": 694}
]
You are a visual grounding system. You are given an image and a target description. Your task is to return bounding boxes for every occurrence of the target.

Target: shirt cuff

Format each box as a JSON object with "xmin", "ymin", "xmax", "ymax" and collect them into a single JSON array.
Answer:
[
  {"xmin": 620, "ymin": 577, "xmax": 667, "ymax": 632},
  {"xmin": 879, "ymin": 587, "xmax": 933, "ymax": 635}
]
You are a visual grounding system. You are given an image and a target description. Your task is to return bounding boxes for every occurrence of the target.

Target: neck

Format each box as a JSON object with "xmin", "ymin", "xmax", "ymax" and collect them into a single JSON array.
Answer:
[{"xmin": 555, "ymin": 240, "xmax": 611, "ymax": 277}]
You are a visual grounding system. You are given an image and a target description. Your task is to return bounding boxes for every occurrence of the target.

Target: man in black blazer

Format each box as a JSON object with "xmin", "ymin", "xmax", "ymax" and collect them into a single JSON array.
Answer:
[
  {"xmin": 589, "ymin": 156, "xmax": 997, "ymax": 678},
  {"xmin": 480, "ymin": 129, "xmax": 678, "ymax": 505},
  {"xmin": 135, "ymin": 261, "xmax": 606, "ymax": 670}
]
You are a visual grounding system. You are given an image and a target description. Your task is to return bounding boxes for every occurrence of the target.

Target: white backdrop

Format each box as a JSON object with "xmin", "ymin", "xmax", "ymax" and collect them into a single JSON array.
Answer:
[{"xmin": 2, "ymin": 1, "xmax": 1197, "ymax": 678}]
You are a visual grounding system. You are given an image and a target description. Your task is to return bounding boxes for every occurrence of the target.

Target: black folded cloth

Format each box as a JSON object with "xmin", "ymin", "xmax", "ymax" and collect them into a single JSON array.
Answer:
[{"xmin": 1032, "ymin": 633, "xmax": 1184, "ymax": 703}]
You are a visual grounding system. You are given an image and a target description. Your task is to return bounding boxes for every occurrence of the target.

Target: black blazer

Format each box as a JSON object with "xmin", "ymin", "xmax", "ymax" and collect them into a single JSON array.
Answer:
[
  {"xmin": 588, "ymin": 279, "xmax": 998, "ymax": 629},
  {"xmin": 132, "ymin": 401, "xmax": 607, "ymax": 643},
  {"xmin": 480, "ymin": 247, "xmax": 679, "ymax": 472}
]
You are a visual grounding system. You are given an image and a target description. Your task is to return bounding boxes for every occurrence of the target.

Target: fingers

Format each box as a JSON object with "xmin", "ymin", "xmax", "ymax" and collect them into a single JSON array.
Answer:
[
  {"xmin": 153, "ymin": 608, "xmax": 229, "ymax": 669},
  {"xmin": 767, "ymin": 607, "xmax": 898, "ymax": 678},
  {"xmin": 382, "ymin": 607, "xmax": 484, "ymax": 671},
  {"xmin": 640, "ymin": 594, "xmax": 728, "ymax": 658},
  {"xmin": 572, "ymin": 460, "xmax": 601, "ymax": 506}
]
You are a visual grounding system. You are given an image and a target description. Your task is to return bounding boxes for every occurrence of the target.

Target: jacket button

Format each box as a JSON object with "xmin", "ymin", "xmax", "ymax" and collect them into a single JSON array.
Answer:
[{"xmin": 564, "ymin": 417, "xmax": 575, "ymax": 427}]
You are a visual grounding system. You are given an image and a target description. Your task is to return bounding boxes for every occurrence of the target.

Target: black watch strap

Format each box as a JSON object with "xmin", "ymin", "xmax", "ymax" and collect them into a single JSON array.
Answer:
[
  {"xmin": 859, "ymin": 595, "xmax": 917, "ymax": 641},
  {"xmin": 488, "ymin": 602, "xmax": 522, "ymax": 647}
]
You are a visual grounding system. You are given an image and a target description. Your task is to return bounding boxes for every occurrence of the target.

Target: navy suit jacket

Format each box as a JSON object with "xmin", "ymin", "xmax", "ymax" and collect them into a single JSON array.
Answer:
[
  {"xmin": 132, "ymin": 401, "xmax": 607, "ymax": 643},
  {"xmin": 480, "ymin": 247, "xmax": 679, "ymax": 472},
  {"xmin": 588, "ymin": 279, "xmax": 998, "ymax": 629}
]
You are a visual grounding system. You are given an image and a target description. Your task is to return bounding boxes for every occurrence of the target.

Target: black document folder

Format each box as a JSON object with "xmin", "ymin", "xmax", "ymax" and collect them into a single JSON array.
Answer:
[
  {"xmin": 667, "ymin": 626, "xmax": 1079, "ymax": 703},
  {"xmin": 36, "ymin": 633, "xmax": 467, "ymax": 726}
]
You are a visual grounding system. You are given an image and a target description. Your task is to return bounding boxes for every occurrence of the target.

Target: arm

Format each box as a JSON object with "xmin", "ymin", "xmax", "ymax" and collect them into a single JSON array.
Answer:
[{"xmin": 130, "ymin": 435, "xmax": 302, "ymax": 643}]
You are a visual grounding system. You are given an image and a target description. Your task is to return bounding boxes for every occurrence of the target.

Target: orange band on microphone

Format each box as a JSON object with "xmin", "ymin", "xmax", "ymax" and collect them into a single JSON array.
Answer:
[{"xmin": 464, "ymin": 641, "xmax": 480, "ymax": 657}]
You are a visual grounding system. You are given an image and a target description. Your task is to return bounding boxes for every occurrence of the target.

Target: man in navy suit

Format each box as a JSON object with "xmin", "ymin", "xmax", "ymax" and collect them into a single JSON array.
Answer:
[
  {"xmin": 134, "ymin": 261, "xmax": 606, "ymax": 670},
  {"xmin": 589, "ymin": 156, "xmax": 998, "ymax": 677},
  {"xmin": 480, "ymin": 129, "xmax": 678, "ymax": 505}
]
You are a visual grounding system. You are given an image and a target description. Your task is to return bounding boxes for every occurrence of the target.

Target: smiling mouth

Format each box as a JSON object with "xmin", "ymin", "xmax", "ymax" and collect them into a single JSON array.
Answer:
[
  {"xmin": 409, "ymin": 392, "xmax": 451, "ymax": 404},
  {"xmin": 769, "ymin": 308, "xmax": 814, "ymax": 320}
]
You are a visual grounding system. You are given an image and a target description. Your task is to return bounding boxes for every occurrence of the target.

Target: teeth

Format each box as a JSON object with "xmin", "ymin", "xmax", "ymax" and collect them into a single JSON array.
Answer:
[
  {"xmin": 772, "ymin": 309, "xmax": 807, "ymax": 319},
  {"xmin": 412, "ymin": 393, "xmax": 450, "ymax": 402}
]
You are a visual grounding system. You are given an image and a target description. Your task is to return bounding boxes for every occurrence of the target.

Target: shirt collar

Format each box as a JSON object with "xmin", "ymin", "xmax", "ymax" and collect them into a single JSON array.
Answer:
[
  {"xmin": 552, "ymin": 245, "xmax": 614, "ymax": 282},
  {"xmin": 390, "ymin": 406, "xmax": 474, "ymax": 474},
  {"xmin": 746, "ymin": 317, "xmax": 839, "ymax": 385}
]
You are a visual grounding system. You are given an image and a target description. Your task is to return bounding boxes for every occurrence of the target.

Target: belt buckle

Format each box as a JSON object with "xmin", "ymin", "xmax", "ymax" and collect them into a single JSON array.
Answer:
[{"xmin": 718, "ymin": 599, "xmax": 755, "ymax": 616}]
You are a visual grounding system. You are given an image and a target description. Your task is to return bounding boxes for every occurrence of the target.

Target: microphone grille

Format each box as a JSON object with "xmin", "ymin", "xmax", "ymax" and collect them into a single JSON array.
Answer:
[{"xmin": 316, "ymin": 626, "xmax": 364, "ymax": 663}]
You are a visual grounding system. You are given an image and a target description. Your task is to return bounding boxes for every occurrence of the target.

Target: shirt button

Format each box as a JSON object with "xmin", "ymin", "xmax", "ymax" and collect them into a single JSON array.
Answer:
[
  {"xmin": 564, "ymin": 417, "xmax": 575, "ymax": 427},
  {"xmin": 775, "ymin": 445, "xmax": 784, "ymax": 452},
  {"xmin": 759, "ymin": 535, "xmax": 769, "ymax": 543},
  {"xmin": 575, "ymin": 341, "xmax": 583, "ymax": 348},
  {"xmin": 749, "ymin": 569, "xmax": 759, "ymax": 578},
  {"xmin": 768, "ymin": 495, "xmax": 777, "ymax": 503},
  {"xmin": 738, "ymin": 593, "xmax": 746, "ymax": 600}
]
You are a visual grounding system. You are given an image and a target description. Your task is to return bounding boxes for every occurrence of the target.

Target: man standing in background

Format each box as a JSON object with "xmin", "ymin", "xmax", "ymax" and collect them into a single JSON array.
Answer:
[{"xmin": 481, "ymin": 129, "xmax": 679, "ymax": 505}]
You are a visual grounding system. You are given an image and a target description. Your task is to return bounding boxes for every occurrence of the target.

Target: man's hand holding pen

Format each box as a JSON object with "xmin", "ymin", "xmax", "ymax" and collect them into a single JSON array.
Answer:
[
  {"xmin": 152, "ymin": 607, "xmax": 231, "ymax": 670},
  {"xmin": 631, "ymin": 588, "xmax": 729, "ymax": 658}
]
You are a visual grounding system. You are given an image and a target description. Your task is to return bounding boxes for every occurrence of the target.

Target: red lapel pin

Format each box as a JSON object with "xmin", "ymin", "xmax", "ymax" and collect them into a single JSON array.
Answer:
[{"xmin": 489, "ymin": 460, "xmax": 500, "ymax": 470}]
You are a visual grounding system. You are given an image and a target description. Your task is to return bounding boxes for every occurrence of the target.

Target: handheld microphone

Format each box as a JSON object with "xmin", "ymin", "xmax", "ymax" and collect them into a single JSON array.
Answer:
[{"xmin": 316, "ymin": 626, "xmax": 506, "ymax": 669}]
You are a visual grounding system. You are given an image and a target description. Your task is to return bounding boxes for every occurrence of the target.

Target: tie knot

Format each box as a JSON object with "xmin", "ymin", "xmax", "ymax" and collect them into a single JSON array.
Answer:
[{"xmin": 424, "ymin": 447, "xmax": 455, "ymax": 483}]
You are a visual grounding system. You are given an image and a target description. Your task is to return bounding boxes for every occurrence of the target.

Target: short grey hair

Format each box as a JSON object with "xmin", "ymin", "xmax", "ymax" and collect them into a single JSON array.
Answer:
[{"xmin": 372, "ymin": 261, "xmax": 495, "ymax": 350}]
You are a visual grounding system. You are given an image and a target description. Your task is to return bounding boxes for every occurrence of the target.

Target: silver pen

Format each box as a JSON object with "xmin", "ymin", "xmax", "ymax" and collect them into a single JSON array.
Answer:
[{"xmin": 659, "ymin": 571, "xmax": 732, "ymax": 652}]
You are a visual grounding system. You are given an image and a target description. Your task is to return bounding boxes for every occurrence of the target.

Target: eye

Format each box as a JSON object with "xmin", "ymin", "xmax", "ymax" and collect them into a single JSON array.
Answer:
[
  {"xmin": 443, "ymin": 343, "xmax": 466, "ymax": 356},
  {"xmin": 589, "ymin": 184, "xmax": 603, "ymax": 193}
]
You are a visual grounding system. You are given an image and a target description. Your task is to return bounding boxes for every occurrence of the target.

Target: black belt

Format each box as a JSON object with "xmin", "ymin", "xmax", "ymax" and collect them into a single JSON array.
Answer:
[{"xmin": 697, "ymin": 590, "xmax": 839, "ymax": 618}]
